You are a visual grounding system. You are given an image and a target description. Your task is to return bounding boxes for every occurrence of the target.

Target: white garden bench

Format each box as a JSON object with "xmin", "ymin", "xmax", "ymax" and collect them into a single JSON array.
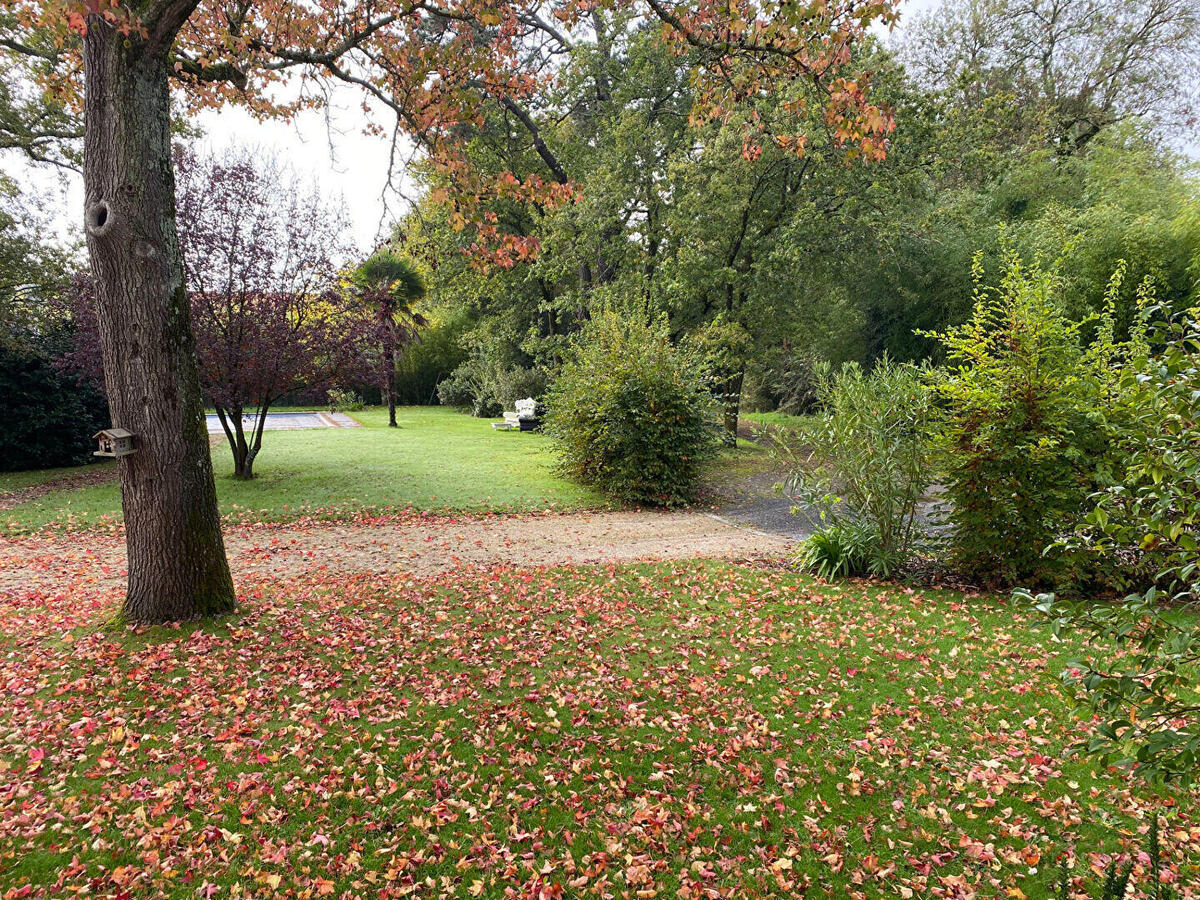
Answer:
[{"xmin": 492, "ymin": 397, "xmax": 541, "ymax": 431}]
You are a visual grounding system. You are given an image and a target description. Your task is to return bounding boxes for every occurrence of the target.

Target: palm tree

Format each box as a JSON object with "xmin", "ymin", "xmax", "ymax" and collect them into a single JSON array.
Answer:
[{"xmin": 351, "ymin": 250, "xmax": 427, "ymax": 427}]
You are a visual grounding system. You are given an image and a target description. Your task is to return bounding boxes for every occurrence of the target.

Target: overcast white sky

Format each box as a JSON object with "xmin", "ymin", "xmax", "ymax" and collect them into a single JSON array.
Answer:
[
  {"xmin": 18, "ymin": 89, "xmax": 412, "ymax": 255},
  {"xmin": 0, "ymin": 0, "xmax": 970, "ymax": 255}
]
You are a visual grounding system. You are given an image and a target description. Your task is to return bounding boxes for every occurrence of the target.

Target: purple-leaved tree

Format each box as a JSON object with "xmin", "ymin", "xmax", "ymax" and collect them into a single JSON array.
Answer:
[
  {"xmin": 178, "ymin": 147, "xmax": 372, "ymax": 479},
  {"xmin": 68, "ymin": 146, "xmax": 374, "ymax": 481}
]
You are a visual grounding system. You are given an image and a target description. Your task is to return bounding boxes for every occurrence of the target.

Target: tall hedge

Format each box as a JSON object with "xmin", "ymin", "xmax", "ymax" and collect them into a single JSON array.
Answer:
[{"xmin": 0, "ymin": 344, "xmax": 109, "ymax": 472}]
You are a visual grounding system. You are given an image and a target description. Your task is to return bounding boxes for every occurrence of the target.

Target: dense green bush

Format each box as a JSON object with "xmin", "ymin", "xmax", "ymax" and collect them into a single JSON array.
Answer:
[
  {"xmin": 1079, "ymin": 304, "xmax": 1199, "ymax": 595},
  {"xmin": 1024, "ymin": 303, "xmax": 1200, "ymax": 784},
  {"xmin": 436, "ymin": 352, "xmax": 547, "ymax": 417},
  {"xmin": 927, "ymin": 251, "xmax": 1121, "ymax": 588},
  {"xmin": 435, "ymin": 355, "xmax": 495, "ymax": 416},
  {"xmin": 491, "ymin": 365, "xmax": 548, "ymax": 410},
  {"xmin": 776, "ymin": 356, "xmax": 936, "ymax": 575},
  {"xmin": 0, "ymin": 342, "xmax": 109, "ymax": 471},
  {"xmin": 743, "ymin": 346, "xmax": 822, "ymax": 415},
  {"xmin": 545, "ymin": 314, "xmax": 718, "ymax": 506},
  {"xmin": 684, "ymin": 315, "xmax": 754, "ymax": 443},
  {"xmin": 326, "ymin": 388, "xmax": 364, "ymax": 412}
]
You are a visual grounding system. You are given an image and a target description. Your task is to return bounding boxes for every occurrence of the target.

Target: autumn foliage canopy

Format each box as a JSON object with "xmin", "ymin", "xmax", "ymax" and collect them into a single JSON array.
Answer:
[{"xmin": 6, "ymin": 0, "xmax": 898, "ymax": 264}]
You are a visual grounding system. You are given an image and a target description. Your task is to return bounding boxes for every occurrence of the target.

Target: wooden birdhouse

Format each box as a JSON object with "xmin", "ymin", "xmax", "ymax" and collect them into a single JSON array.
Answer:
[{"xmin": 93, "ymin": 428, "xmax": 136, "ymax": 458}]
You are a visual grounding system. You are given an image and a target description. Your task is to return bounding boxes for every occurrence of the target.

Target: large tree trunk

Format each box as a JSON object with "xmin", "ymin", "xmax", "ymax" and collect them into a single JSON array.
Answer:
[{"xmin": 84, "ymin": 18, "xmax": 236, "ymax": 623}]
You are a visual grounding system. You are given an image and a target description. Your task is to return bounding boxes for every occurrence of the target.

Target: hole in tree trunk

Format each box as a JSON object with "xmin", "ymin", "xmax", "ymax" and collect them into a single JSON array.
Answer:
[{"xmin": 86, "ymin": 201, "xmax": 113, "ymax": 237}]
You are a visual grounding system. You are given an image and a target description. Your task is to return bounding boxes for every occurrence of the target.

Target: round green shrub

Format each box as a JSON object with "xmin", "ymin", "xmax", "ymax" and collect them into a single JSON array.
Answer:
[
  {"xmin": 545, "ymin": 314, "xmax": 719, "ymax": 507},
  {"xmin": 491, "ymin": 366, "xmax": 548, "ymax": 411}
]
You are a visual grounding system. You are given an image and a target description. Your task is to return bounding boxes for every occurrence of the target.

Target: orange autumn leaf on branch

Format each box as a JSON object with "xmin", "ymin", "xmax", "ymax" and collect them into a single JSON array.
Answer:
[
  {"xmin": 643, "ymin": 0, "xmax": 899, "ymax": 159},
  {"xmin": 4, "ymin": 0, "xmax": 896, "ymax": 267}
]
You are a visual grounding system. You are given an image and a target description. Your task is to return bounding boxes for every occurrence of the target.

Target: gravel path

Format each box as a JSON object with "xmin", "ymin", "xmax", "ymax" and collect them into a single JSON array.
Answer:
[
  {"xmin": 0, "ymin": 509, "xmax": 792, "ymax": 594},
  {"xmin": 708, "ymin": 468, "xmax": 818, "ymax": 541}
]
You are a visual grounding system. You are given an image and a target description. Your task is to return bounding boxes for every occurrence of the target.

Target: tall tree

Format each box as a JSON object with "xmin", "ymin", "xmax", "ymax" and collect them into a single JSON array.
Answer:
[
  {"xmin": 0, "ymin": 20, "xmax": 80, "ymax": 167},
  {"xmin": 901, "ymin": 0, "xmax": 1200, "ymax": 154},
  {"xmin": 352, "ymin": 250, "xmax": 427, "ymax": 428},
  {"xmin": 3, "ymin": 0, "xmax": 898, "ymax": 621},
  {"xmin": 407, "ymin": 30, "xmax": 915, "ymax": 435},
  {"xmin": 0, "ymin": 173, "xmax": 67, "ymax": 343}
]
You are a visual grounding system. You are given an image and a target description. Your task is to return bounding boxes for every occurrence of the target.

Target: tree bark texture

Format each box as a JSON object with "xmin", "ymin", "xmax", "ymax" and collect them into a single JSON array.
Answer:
[
  {"xmin": 721, "ymin": 368, "xmax": 744, "ymax": 447},
  {"xmin": 84, "ymin": 18, "xmax": 237, "ymax": 622},
  {"xmin": 383, "ymin": 318, "xmax": 398, "ymax": 427}
]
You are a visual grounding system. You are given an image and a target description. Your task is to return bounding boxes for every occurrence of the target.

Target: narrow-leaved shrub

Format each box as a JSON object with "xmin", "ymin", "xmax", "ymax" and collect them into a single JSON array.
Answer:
[
  {"xmin": 436, "ymin": 349, "xmax": 546, "ymax": 417},
  {"xmin": 491, "ymin": 365, "xmax": 548, "ymax": 410},
  {"xmin": 776, "ymin": 355, "xmax": 936, "ymax": 574}
]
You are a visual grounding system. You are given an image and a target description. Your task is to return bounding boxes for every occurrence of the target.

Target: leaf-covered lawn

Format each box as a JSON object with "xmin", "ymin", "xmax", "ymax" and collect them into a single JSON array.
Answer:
[{"xmin": 1, "ymin": 561, "xmax": 1196, "ymax": 899}]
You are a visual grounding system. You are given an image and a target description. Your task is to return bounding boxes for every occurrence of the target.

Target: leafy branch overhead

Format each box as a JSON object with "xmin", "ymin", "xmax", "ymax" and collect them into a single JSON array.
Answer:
[{"xmin": 2, "ymin": 0, "xmax": 900, "ymax": 257}]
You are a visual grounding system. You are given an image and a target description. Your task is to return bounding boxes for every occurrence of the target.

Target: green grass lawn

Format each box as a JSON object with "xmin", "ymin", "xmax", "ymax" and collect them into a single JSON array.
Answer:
[
  {"xmin": 0, "ymin": 407, "xmax": 605, "ymax": 533},
  {"xmin": 742, "ymin": 410, "xmax": 810, "ymax": 431},
  {"xmin": 1, "ymin": 560, "xmax": 1196, "ymax": 898}
]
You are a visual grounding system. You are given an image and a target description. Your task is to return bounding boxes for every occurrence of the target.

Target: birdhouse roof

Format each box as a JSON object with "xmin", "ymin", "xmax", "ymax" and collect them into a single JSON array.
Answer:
[{"xmin": 94, "ymin": 428, "xmax": 134, "ymax": 440}]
